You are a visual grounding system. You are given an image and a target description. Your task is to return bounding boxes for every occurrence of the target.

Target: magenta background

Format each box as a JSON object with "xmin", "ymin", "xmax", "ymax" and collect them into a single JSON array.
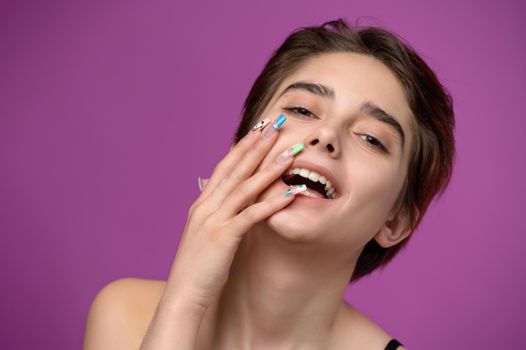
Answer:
[{"xmin": 1, "ymin": 0, "xmax": 525, "ymax": 349}]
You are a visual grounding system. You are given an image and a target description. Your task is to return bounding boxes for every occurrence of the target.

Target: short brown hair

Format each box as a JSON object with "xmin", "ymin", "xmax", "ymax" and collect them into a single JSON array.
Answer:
[{"xmin": 233, "ymin": 19, "xmax": 455, "ymax": 283}]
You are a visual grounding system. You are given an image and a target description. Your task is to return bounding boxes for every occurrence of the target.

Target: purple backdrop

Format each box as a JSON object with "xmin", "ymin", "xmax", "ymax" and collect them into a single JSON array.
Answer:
[{"xmin": 1, "ymin": 0, "xmax": 525, "ymax": 349}]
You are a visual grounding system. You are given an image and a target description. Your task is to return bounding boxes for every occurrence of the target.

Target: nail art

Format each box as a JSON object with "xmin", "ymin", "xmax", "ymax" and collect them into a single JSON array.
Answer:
[
  {"xmin": 249, "ymin": 117, "xmax": 272, "ymax": 134},
  {"xmin": 275, "ymin": 143, "xmax": 304, "ymax": 164},
  {"xmin": 284, "ymin": 184, "xmax": 307, "ymax": 197},
  {"xmin": 262, "ymin": 114, "xmax": 287, "ymax": 139}
]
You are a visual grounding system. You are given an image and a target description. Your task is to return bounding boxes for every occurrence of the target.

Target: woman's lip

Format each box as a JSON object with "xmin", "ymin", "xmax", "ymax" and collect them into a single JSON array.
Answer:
[
  {"xmin": 285, "ymin": 159, "xmax": 341, "ymax": 197},
  {"xmin": 293, "ymin": 194, "xmax": 337, "ymax": 204}
]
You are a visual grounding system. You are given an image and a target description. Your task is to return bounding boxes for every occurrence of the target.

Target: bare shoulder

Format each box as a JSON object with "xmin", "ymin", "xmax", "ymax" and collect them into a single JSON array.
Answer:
[
  {"xmin": 84, "ymin": 277, "xmax": 167, "ymax": 350},
  {"xmin": 337, "ymin": 302, "xmax": 407, "ymax": 349}
]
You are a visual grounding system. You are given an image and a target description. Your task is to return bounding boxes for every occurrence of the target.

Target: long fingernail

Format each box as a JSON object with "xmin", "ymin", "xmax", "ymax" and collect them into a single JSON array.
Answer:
[
  {"xmin": 262, "ymin": 114, "xmax": 287, "ymax": 139},
  {"xmin": 275, "ymin": 143, "xmax": 304, "ymax": 164},
  {"xmin": 284, "ymin": 184, "xmax": 307, "ymax": 197},
  {"xmin": 198, "ymin": 176, "xmax": 203, "ymax": 192},
  {"xmin": 249, "ymin": 117, "xmax": 272, "ymax": 134}
]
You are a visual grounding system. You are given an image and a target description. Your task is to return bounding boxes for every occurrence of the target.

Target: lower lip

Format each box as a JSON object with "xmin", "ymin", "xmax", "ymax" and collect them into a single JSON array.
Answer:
[{"xmin": 293, "ymin": 194, "xmax": 335, "ymax": 204}]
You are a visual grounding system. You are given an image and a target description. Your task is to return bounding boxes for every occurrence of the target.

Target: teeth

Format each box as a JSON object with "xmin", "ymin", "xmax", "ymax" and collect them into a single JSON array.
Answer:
[
  {"xmin": 308, "ymin": 171, "xmax": 320, "ymax": 182},
  {"xmin": 302, "ymin": 190, "xmax": 317, "ymax": 198},
  {"xmin": 285, "ymin": 167, "xmax": 337, "ymax": 199}
]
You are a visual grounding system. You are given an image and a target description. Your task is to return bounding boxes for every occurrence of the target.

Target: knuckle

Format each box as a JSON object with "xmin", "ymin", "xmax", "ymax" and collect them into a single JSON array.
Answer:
[
  {"xmin": 224, "ymin": 169, "xmax": 244, "ymax": 184},
  {"xmin": 213, "ymin": 160, "xmax": 226, "ymax": 174},
  {"xmin": 251, "ymin": 139, "xmax": 267, "ymax": 154},
  {"xmin": 187, "ymin": 205, "xmax": 197, "ymax": 219},
  {"xmin": 222, "ymin": 170, "xmax": 234, "ymax": 181},
  {"xmin": 255, "ymin": 133, "xmax": 272, "ymax": 148},
  {"xmin": 189, "ymin": 199, "xmax": 205, "ymax": 216},
  {"xmin": 189, "ymin": 201, "xmax": 200, "ymax": 213},
  {"xmin": 202, "ymin": 215, "xmax": 220, "ymax": 232},
  {"xmin": 187, "ymin": 207, "xmax": 201, "ymax": 223},
  {"xmin": 241, "ymin": 206, "xmax": 258, "ymax": 223},
  {"xmin": 235, "ymin": 181, "xmax": 250, "ymax": 195},
  {"xmin": 188, "ymin": 200, "xmax": 214, "ymax": 223}
]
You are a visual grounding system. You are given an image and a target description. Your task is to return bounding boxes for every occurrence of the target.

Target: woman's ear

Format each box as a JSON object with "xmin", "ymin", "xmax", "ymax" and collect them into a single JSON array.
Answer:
[{"xmin": 373, "ymin": 209, "xmax": 417, "ymax": 248}]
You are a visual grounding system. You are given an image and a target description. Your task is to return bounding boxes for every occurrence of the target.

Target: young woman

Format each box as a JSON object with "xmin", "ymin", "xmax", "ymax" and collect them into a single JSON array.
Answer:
[{"xmin": 84, "ymin": 19, "xmax": 455, "ymax": 350}]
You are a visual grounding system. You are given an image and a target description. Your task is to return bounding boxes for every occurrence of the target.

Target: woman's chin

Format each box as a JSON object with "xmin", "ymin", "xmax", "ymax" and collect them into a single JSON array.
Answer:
[
  {"xmin": 254, "ymin": 179, "xmax": 335, "ymax": 242},
  {"xmin": 265, "ymin": 208, "xmax": 326, "ymax": 243}
]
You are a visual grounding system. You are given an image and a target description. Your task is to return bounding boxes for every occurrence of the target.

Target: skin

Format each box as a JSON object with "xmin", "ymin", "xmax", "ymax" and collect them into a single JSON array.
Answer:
[{"xmin": 84, "ymin": 52, "xmax": 413, "ymax": 349}]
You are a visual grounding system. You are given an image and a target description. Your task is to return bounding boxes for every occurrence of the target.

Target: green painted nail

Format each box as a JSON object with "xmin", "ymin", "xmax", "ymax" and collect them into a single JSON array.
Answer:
[{"xmin": 275, "ymin": 143, "xmax": 304, "ymax": 164}]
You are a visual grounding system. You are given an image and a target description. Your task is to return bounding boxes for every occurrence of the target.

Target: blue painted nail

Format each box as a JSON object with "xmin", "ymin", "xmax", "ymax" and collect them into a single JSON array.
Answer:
[
  {"xmin": 262, "ymin": 114, "xmax": 287, "ymax": 139},
  {"xmin": 284, "ymin": 184, "xmax": 307, "ymax": 197},
  {"xmin": 275, "ymin": 114, "xmax": 286, "ymax": 128}
]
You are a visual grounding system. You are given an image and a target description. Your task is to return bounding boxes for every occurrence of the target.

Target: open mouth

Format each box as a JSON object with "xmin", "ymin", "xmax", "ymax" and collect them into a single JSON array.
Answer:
[{"xmin": 281, "ymin": 167, "xmax": 337, "ymax": 199}]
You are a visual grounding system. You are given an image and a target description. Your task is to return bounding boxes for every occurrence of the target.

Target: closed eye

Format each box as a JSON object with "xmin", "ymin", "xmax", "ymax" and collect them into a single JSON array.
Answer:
[
  {"xmin": 283, "ymin": 106, "xmax": 318, "ymax": 118},
  {"xmin": 359, "ymin": 134, "xmax": 389, "ymax": 154}
]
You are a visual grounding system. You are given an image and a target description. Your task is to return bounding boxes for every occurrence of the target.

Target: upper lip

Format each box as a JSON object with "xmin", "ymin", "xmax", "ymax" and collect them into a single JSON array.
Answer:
[{"xmin": 284, "ymin": 159, "xmax": 341, "ymax": 197}]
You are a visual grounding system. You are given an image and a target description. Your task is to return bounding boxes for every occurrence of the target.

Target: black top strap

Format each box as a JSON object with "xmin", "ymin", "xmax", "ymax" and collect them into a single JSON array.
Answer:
[{"xmin": 385, "ymin": 338, "xmax": 403, "ymax": 350}]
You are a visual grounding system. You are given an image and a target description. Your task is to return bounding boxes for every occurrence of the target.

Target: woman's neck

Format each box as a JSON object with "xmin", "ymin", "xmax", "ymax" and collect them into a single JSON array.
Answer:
[{"xmin": 196, "ymin": 223, "xmax": 358, "ymax": 350}]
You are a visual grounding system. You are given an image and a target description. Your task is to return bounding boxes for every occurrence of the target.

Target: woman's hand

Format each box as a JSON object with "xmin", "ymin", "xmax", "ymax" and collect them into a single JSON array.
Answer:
[{"xmin": 160, "ymin": 117, "xmax": 304, "ymax": 313}]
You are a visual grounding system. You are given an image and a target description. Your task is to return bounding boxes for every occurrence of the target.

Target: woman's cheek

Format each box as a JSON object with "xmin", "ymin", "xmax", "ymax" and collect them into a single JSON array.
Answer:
[{"xmin": 345, "ymin": 167, "xmax": 400, "ymax": 231}]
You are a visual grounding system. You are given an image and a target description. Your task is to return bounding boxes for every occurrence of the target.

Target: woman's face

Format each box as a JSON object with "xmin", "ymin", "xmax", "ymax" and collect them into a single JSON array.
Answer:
[{"xmin": 254, "ymin": 52, "xmax": 415, "ymax": 254}]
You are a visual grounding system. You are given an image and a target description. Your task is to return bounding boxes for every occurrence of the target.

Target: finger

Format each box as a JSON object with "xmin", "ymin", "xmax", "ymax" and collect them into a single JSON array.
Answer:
[
  {"xmin": 217, "ymin": 143, "xmax": 304, "ymax": 219},
  {"xmin": 199, "ymin": 115, "xmax": 286, "ymax": 209},
  {"xmin": 197, "ymin": 129, "xmax": 260, "ymax": 200},
  {"xmin": 196, "ymin": 115, "xmax": 276, "ymax": 203},
  {"xmin": 228, "ymin": 186, "xmax": 306, "ymax": 236},
  {"xmin": 201, "ymin": 124, "xmax": 280, "ymax": 211}
]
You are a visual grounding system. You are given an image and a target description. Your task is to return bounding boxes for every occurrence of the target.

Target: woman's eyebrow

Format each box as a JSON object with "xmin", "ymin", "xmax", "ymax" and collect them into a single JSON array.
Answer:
[
  {"xmin": 279, "ymin": 81, "xmax": 335, "ymax": 100},
  {"xmin": 360, "ymin": 101, "xmax": 405, "ymax": 149}
]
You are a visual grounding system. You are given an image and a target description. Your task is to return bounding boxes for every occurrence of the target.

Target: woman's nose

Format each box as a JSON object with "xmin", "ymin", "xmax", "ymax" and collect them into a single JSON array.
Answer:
[{"xmin": 305, "ymin": 127, "xmax": 341, "ymax": 158}]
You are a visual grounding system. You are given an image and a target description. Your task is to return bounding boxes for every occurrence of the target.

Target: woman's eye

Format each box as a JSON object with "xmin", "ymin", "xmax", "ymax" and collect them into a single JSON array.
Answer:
[
  {"xmin": 360, "ymin": 134, "xmax": 389, "ymax": 154},
  {"xmin": 284, "ymin": 106, "xmax": 316, "ymax": 118}
]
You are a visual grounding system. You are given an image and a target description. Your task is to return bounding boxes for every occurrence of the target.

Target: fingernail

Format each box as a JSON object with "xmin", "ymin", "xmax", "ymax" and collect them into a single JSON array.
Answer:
[
  {"xmin": 284, "ymin": 184, "xmax": 307, "ymax": 197},
  {"xmin": 275, "ymin": 143, "xmax": 304, "ymax": 164},
  {"xmin": 249, "ymin": 117, "xmax": 272, "ymax": 134},
  {"xmin": 262, "ymin": 114, "xmax": 287, "ymax": 139},
  {"xmin": 198, "ymin": 176, "xmax": 203, "ymax": 192}
]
